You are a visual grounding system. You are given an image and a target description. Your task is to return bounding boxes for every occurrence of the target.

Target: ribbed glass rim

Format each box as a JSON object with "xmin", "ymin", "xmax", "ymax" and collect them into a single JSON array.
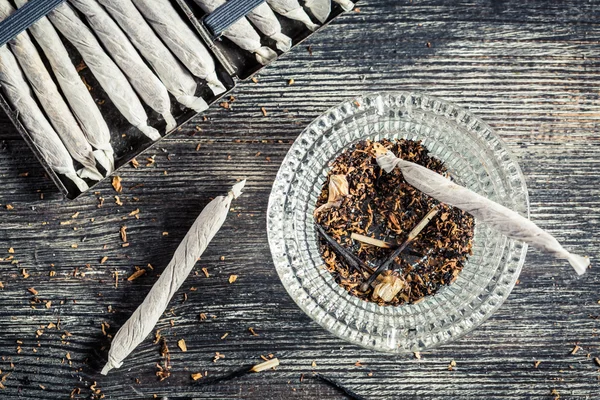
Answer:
[{"xmin": 267, "ymin": 92, "xmax": 529, "ymax": 353}]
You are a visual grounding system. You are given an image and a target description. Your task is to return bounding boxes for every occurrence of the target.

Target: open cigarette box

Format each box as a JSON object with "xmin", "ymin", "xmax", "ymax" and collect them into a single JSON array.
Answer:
[{"xmin": 0, "ymin": 0, "xmax": 354, "ymax": 199}]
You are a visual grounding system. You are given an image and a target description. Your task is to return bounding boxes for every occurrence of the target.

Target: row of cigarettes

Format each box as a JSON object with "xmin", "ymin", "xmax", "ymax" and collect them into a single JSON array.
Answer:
[{"xmin": 0, "ymin": 0, "xmax": 352, "ymax": 193}]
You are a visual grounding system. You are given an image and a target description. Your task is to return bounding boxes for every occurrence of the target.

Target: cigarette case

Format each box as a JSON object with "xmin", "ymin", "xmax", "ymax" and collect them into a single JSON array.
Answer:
[{"xmin": 0, "ymin": 0, "xmax": 354, "ymax": 198}]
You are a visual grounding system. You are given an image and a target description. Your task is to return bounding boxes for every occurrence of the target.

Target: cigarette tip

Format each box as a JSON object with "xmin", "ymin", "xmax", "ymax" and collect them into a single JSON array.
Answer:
[
  {"xmin": 568, "ymin": 253, "xmax": 590, "ymax": 276},
  {"xmin": 230, "ymin": 179, "xmax": 246, "ymax": 199},
  {"xmin": 375, "ymin": 152, "xmax": 398, "ymax": 173}
]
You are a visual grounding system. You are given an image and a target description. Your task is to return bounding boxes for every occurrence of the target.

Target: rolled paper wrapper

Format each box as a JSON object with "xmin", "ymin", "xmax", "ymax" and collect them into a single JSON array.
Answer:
[
  {"xmin": 376, "ymin": 148, "xmax": 590, "ymax": 275},
  {"xmin": 0, "ymin": 0, "xmax": 103, "ymax": 181},
  {"xmin": 48, "ymin": 3, "xmax": 160, "ymax": 141},
  {"xmin": 0, "ymin": 46, "xmax": 89, "ymax": 193},
  {"xmin": 70, "ymin": 0, "xmax": 177, "ymax": 133},
  {"xmin": 101, "ymin": 180, "xmax": 246, "ymax": 375},
  {"xmin": 303, "ymin": 0, "xmax": 331, "ymax": 23},
  {"xmin": 246, "ymin": 3, "xmax": 292, "ymax": 52},
  {"xmin": 97, "ymin": 0, "xmax": 209, "ymax": 113},
  {"xmin": 15, "ymin": 0, "xmax": 115, "ymax": 174},
  {"xmin": 193, "ymin": 0, "xmax": 277, "ymax": 65},
  {"xmin": 267, "ymin": 0, "xmax": 320, "ymax": 31},
  {"xmin": 333, "ymin": 0, "xmax": 354, "ymax": 12},
  {"xmin": 132, "ymin": 0, "xmax": 226, "ymax": 96}
]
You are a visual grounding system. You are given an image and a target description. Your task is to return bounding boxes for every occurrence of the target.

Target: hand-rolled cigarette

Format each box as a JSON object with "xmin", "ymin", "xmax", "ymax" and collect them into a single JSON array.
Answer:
[
  {"xmin": 69, "ymin": 0, "xmax": 177, "ymax": 133},
  {"xmin": 132, "ymin": 0, "xmax": 226, "ymax": 96},
  {"xmin": 0, "ymin": 46, "xmax": 89, "ymax": 193},
  {"xmin": 15, "ymin": 0, "xmax": 114, "ymax": 174},
  {"xmin": 245, "ymin": 3, "xmax": 292, "ymax": 52},
  {"xmin": 375, "ymin": 146, "xmax": 590, "ymax": 275},
  {"xmin": 97, "ymin": 0, "xmax": 208, "ymax": 113},
  {"xmin": 48, "ymin": 3, "xmax": 160, "ymax": 141},
  {"xmin": 0, "ymin": 0, "xmax": 103, "ymax": 181},
  {"xmin": 267, "ymin": 0, "xmax": 320, "ymax": 31},
  {"xmin": 303, "ymin": 0, "xmax": 331, "ymax": 23},
  {"xmin": 193, "ymin": 0, "xmax": 277, "ymax": 65},
  {"xmin": 101, "ymin": 180, "xmax": 246, "ymax": 375}
]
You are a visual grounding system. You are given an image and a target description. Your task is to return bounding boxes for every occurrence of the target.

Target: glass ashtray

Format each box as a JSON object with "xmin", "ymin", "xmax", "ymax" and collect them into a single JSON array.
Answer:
[{"xmin": 267, "ymin": 92, "xmax": 529, "ymax": 353}]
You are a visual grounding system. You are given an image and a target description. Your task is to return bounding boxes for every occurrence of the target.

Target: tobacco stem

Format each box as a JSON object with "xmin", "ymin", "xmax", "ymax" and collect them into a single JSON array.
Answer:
[
  {"xmin": 360, "ymin": 207, "xmax": 439, "ymax": 292},
  {"xmin": 315, "ymin": 224, "xmax": 374, "ymax": 274}
]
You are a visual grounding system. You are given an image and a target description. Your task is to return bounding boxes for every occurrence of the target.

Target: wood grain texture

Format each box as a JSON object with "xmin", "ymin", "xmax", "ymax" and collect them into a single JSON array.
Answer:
[{"xmin": 1, "ymin": 0, "xmax": 600, "ymax": 399}]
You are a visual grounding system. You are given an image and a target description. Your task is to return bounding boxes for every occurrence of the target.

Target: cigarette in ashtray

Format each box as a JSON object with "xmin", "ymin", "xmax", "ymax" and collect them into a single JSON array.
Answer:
[{"xmin": 373, "ymin": 143, "xmax": 590, "ymax": 275}]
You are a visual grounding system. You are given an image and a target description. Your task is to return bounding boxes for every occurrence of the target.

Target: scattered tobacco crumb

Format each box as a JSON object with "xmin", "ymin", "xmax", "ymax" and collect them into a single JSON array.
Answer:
[
  {"xmin": 191, "ymin": 372, "xmax": 203, "ymax": 381},
  {"xmin": 120, "ymin": 226, "xmax": 127, "ymax": 243},
  {"xmin": 414, "ymin": 352, "xmax": 421, "ymax": 360},
  {"xmin": 534, "ymin": 360, "xmax": 541, "ymax": 368},
  {"xmin": 251, "ymin": 77, "xmax": 259, "ymax": 83},
  {"xmin": 594, "ymin": 357, "xmax": 600, "ymax": 367},
  {"xmin": 202, "ymin": 268, "xmax": 209, "ymax": 278},
  {"xmin": 261, "ymin": 107, "xmax": 268, "ymax": 117},
  {"xmin": 248, "ymin": 327, "xmax": 258, "ymax": 336},
  {"xmin": 8, "ymin": 247, "xmax": 14, "ymax": 254},
  {"xmin": 228, "ymin": 275, "xmax": 238, "ymax": 284},
  {"xmin": 315, "ymin": 139, "xmax": 474, "ymax": 306},
  {"xmin": 156, "ymin": 339, "xmax": 171, "ymax": 381},
  {"xmin": 101, "ymin": 322, "xmax": 110, "ymax": 337},
  {"xmin": 177, "ymin": 339, "xmax": 187, "ymax": 352},
  {"xmin": 112, "ymin": 176, "xmax": 123, "ymax": 193},
  {"xmin": 127, "ymin": 268, "xmax": 146, "ymax": 281},
  {"xmin": 213, "ymin": 352, "xmax": 224, "ymax": 362},
  {"xmin": 448, "ymin": 360, "xmax": 456, "ymax": 371}
]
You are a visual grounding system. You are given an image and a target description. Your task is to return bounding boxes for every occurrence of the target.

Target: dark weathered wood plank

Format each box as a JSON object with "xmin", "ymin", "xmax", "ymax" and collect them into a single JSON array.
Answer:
[{"xmin": 1, "ymin": 0, "xmax": 600, "ymax": 398}]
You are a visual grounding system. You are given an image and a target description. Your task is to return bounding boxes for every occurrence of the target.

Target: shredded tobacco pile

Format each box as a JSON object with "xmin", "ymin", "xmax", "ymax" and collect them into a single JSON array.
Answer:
[{"xmin": 315, "ymin": 139, "xmax": 474, "ymax": 306}]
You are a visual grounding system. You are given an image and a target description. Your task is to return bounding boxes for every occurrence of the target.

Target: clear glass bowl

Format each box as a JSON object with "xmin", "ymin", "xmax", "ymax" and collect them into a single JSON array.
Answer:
[{"xmin": 267, "ymin": 92, "xmax": 529, "ymax": 353}]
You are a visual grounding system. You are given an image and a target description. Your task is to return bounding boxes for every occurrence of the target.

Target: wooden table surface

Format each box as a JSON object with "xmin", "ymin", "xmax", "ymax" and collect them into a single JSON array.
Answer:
[{"xmin": 1, "ymin": 0, "xmax": 599, "ymax": 398}]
